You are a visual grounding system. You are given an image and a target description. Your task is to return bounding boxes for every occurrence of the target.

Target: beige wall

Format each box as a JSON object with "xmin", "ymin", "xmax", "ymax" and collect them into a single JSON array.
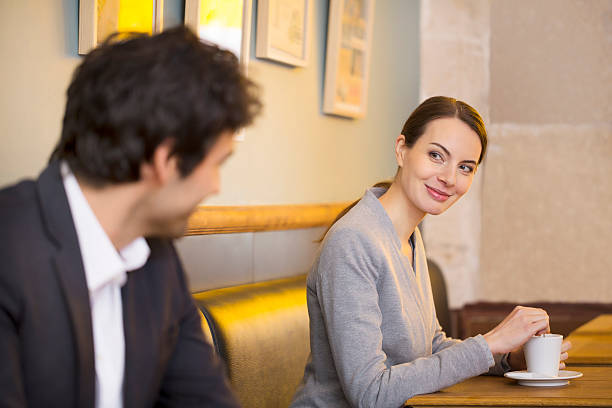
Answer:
[
  {"xmin": 422, "ymin": 0, "xmax": 612, "ymax": 307},
  {"xmin": 208, "ymin": 1, "xmax": 420, "ymax": 205},
  {"xmin": 0, "ymin": 1, "xmax": 420, "ymax": 208},
  {"xmin": 481, "ymin": 0, "xmax": 612, "ymax": 303},
  {"xmin": 0, "ymin": 1, "xmax": 421, "ymax": 291},
  {"xmin": 489, "ymin": 0, "xmax": 611, "ymax": 125},
  {"xmin": 0, "ymin": 1, "xmax": 80, "ymax": 186},
  {"xmin": 420, "ymin": 0, "xmax": 490, "ymax": 308}
]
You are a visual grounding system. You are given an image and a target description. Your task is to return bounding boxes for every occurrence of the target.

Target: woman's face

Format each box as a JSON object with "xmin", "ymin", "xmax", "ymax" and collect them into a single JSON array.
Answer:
[{"xmin": 395, "ymin": 117, "xmax": 482, "ymax": 216}]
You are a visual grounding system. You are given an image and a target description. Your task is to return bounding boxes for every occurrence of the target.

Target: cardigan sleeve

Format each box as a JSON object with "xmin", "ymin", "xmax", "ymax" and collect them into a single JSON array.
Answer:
[
  {"xmin": 427, "ymin": 268, "xmax": 510, "ymax": 376},
  {"xmin": 431, "ymin": 323, "xmax": 510, "ymax": 375},
  {"xmin": 431, "ymin": 322, "xmax": 461, "ymax": 352},
  {"xmin": 314, "ymin": 228, "xmax": 495, "ymax": 408}
]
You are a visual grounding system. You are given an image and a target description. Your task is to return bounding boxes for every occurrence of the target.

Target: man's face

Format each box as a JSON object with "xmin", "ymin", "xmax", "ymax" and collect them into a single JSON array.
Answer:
[{"xmin": 146, "ymin": 131, "xmax": 235, "ymax": 238}]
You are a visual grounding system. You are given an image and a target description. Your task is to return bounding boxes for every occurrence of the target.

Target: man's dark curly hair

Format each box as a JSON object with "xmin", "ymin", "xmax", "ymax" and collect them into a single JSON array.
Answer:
[{"xmin": 51, "ymin": 26, "xmax": 261, "ymax": 185}]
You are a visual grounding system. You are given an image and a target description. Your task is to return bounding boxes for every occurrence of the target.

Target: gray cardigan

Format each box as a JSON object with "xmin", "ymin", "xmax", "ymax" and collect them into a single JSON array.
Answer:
[{"xmin": 291, "ymin": 188, "xmax": 508, "ymax": 408}]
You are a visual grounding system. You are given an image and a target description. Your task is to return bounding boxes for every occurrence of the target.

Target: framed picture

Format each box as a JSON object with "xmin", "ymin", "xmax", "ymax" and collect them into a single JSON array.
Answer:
[
  {"xmin": 78, "ymin": 0, "xmax": 164, "ymax": 55},
  {"xmin": 255, "ymin": 0, "xmax": 312, "ymax": 67},
  {"xmin": 184, "ymin": 0, "xmax": 253, "ymax": 67},
  {"xmin": 323, "ymin": 0, "xmax": 376, "ymax": 118}
]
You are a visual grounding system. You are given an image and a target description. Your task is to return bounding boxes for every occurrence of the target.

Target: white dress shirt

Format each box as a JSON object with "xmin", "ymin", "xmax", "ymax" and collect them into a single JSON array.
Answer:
[{"xmin": 61, "ymin": 163, "xmax": 150, "ymax": 408}]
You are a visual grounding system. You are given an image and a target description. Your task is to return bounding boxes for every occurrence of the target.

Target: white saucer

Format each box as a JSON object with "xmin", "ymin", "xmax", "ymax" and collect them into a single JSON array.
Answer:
[{"xmin": 504, "ymin": 370, "xmax": 583, "ymax": 387}]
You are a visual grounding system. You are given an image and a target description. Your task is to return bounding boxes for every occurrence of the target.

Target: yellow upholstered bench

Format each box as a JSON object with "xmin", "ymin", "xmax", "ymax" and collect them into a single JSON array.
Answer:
[{"xmin": 193, "ymin": 275, "xmax": 309, "ymax": 408}]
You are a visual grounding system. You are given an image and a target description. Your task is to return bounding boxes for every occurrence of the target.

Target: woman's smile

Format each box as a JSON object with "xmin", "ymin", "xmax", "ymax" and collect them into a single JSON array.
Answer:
[{"xmin": 425, "ymin": 184, "xmax": 452, "ymax": 202}]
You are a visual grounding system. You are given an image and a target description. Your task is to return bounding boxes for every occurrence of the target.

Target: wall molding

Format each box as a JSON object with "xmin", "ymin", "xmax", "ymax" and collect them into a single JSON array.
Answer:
[
  {"xmin": 453, "ymin": 302, "xmax": 612, "ymax": 339},
  {"xmin": 185, "ymin": 202, "xmax": 351, "ymax": 235}
]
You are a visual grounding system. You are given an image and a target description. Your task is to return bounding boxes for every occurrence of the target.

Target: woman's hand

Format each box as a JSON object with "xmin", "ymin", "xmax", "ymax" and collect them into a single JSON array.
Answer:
[
  {"xmin": 483, "ymin": 306, "xmax": 550, "ymax": 354},
  {"xmin": 508, "ymin": 340, "xmax": 572, "ymax": 370},
  {"xmin": 559, "ymin": 340, "xmax": 572, "ymax": 370}
]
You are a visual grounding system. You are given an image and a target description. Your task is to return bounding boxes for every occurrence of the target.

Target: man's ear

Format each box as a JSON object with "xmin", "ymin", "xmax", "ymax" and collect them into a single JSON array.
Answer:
[
  {"xmin": 141, "ymin": 139, "xmax": 177, "ymax": 185},
  {"xmin": 395, "ymin": 134, "xmax": 407, "ymax": 167}
]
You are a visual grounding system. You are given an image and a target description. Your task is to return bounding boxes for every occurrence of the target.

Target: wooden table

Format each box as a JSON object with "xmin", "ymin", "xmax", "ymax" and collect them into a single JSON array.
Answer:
[
  {"xmin": 565, "ymin": 334, "xmax": 612, "ymax": 366},
  {"xmin": 565, "ymin": 314, "xmax": 612, "ymax": 366},
  {"xmin": 405, "ymin": 366, "xmax": 612, "ymax": 407},
  {"xmin": 571, "ymin": 314, "xmax": 612, "ymax": 336}
]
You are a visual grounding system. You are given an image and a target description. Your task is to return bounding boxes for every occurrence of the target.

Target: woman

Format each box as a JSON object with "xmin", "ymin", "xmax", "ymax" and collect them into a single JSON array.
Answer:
[{"xmin": 291, "ymin": 97, "xmax": 570, "ymax": 408}]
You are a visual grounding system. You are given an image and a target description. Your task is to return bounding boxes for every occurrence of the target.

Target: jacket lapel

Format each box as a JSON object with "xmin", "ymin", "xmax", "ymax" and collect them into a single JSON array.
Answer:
[
  {"xmin": 36, "ymin": 162, "xmax": 96, "ymax": 407},
  {"xmin": 122, "ymin": 265, "xmax": 159, "ymax": 407}
]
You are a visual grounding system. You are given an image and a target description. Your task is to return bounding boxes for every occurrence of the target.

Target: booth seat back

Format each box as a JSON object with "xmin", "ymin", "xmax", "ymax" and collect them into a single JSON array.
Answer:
[
  {"xmin": 193, "ymin": 275, "xmax": 309, "ymax": 408},
  {"xmin": 426, "ymin": 259, "xmax": 451, "ymax": 335},
  {"xmin": 197, "ymin": 308, "xmax": 214, "ymax": 345}
]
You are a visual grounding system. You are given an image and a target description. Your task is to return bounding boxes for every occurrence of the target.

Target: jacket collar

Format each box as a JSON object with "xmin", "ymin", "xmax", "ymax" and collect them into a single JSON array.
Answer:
[{"xmin": 36, "ymin": 161, "xmax": 96, "ymax": 407}]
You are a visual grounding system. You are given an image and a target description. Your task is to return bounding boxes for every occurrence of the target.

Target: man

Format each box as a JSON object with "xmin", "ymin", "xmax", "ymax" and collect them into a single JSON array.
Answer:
[{"xmin": 0, "ymin": 26, "xmax": 261, "ymax": 407}]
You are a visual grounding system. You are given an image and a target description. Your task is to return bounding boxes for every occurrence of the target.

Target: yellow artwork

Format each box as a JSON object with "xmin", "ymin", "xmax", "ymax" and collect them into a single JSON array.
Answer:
[
  {"xmin": 185, "ymin": 0, "xmax": 245, "ymax": 59},
  {"xmin": 117, "ymin": 0, "xmax": 154, "ymax": 32},
  {"xmin": 199, "ymin": 0, "xmax": 243, "ymax": 28},
  {"xmin": 79, "ymin": 0, "xmax": 162, "ymax": 55},
  {"xmin": 97, "ymin": 0, "xmax": 154, "ymax": 44}
]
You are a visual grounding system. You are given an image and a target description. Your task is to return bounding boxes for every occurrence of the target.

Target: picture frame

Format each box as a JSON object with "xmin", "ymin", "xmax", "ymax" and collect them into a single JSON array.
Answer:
[
  {"xmin": 184, "ymin": 0, "xmax": 253, "ymax": 68},
  {"xmin": 78, "ymin": 0, "xmax": 164, "ymax": 55},
  {"xmin": 323, "ymin": 0, "xmax": 376, "ymax": 118},
  {"xmin": 185, "ymin": 0, "xmax": 253, "ymax": 141},
  {"xmin": 255, "ymin": 0, "xmax": 312, "ymax": 67}
]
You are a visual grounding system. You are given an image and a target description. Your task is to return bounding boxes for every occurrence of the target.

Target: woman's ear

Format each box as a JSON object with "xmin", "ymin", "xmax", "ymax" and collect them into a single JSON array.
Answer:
[{"xmin": 395, "ymin": 134, "xmax": 407, "ymax": 167}]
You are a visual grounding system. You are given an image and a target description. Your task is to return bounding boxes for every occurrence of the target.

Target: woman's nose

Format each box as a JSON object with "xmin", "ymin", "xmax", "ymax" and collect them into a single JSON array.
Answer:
[{"xmin": 438, "ymin": 167, "xmax": 456, "ymax": 186}]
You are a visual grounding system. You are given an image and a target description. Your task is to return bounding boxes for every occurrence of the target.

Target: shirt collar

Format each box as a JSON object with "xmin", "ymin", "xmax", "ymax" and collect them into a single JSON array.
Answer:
[{"xmin": 61, "ymin": 162, "xmax": 150, "ymax": 293}]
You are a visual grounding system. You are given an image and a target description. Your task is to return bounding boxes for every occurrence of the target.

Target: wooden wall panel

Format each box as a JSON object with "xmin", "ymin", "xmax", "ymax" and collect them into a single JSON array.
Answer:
[{"xmin": 185, "ymin": 203, "xmax": 350, "ymax": 235}]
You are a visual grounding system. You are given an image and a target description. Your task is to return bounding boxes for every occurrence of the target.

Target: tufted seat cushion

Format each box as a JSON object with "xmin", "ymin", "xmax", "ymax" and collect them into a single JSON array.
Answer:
[{"xmin": 193, "ymin": 274, "xmax": 309, "ymax": 408}]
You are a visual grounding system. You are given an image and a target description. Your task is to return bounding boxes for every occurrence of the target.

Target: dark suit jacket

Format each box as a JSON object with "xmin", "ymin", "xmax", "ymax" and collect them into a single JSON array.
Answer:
[{"xmin": 0, "ymin": 162, "xmax": 240, "ymax": 408}]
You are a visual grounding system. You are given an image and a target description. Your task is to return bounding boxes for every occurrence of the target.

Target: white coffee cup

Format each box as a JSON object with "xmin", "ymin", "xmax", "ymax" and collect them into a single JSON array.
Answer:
[{"xmin": 524, "ymin": 333, "xmax": 563, "ymax": 377}]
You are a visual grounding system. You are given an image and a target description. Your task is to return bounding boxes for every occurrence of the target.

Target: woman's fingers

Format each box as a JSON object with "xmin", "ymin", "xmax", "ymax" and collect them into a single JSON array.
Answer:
[
  {"xmin": 484, "ymin": 306, "xmax": 552, "ymax": 354},
  {"xmin": 561, "ymin": 340, "xmax": 572, "ymax": 352},
  {"xmin": 532, "ymin": 314, "xmax": 550, "ymax": 335},
  {"xmin": 559, "ymin": 340, "xmax": 571, "ymax": 367}
]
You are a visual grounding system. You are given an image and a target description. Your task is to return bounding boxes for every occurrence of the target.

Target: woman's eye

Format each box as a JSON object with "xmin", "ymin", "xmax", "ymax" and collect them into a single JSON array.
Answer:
[
  {"xmin": 429, "ymin": 151, "xmax": 443, "ymax": 161},
  {"xmin": 459, "ymin": 164, "xmax": 474, "ymax": 173}
]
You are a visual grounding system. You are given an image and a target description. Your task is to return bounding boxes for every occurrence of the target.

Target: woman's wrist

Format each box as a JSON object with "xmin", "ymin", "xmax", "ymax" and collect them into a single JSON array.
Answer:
[{"xmin": 483, "ymin": 331, "xmax": 500, "ymax": 354}]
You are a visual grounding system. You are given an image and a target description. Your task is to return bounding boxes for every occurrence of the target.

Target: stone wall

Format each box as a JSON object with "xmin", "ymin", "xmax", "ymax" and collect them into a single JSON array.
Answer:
[
  {"xmin": 480, "ymin": 0, "xmax": 612, "ymax": 303},
  {"xmin": 421, "ymin": 0, "xmax": 612, "ymax": 307},
  {"xmin": 420, "ymin": 0, "xmax": 491, "ymax": 308}
]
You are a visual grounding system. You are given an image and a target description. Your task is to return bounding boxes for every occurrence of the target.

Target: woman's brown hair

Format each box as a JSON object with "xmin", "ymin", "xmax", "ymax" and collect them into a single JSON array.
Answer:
[
  {"xmin": 401, "ymin": 96, "xmax": 487, "ymax": 164},
  {"xmin": 318, "ymin": 96, "xmax": 487, "ymax": 242}
]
